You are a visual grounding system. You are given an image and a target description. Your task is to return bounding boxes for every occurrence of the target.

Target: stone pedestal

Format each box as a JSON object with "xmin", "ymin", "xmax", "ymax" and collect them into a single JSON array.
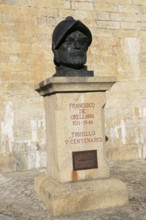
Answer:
[{"xmin": 34, "ymin": 77, "xmax": 128, "ymax": 216}]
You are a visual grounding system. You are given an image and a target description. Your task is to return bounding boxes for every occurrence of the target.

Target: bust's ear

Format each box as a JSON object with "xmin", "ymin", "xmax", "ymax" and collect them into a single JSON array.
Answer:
[
  {"xmin": 53, "ymin": 49, "xmax": 60, "ymax": 66},
  {"xmin": 52, "ymin": 43, "xmax": 60, "ymax": 66}
]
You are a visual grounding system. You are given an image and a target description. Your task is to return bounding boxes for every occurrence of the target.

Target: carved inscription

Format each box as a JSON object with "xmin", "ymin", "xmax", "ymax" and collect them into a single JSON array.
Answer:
[
  {"xmin": 73, "ymin": 150, "xmax": 98, "ymax": 170},
  {"xmin": 70, "ymin": 103, "xmax": 95, "ymax": 126},
  {"xmin": 65, "ymin": 102, "xmax": 102, "ymax": 144}
]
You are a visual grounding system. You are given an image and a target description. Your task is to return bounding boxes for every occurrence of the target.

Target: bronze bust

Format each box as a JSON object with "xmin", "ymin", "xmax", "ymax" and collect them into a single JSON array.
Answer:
[{"xmin": 52, "ymin": 17, "xmax": 93, "ymax": 77}]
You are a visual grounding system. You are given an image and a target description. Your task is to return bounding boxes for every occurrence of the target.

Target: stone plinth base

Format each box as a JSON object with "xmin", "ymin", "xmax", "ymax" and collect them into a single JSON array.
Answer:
[{"xmin": 34, "ymin": 175, "xmax": 128, "ymax": 216}]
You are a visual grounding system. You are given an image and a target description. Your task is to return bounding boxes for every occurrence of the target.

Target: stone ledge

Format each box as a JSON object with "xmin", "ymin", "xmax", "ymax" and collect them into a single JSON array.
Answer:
[
  {"xmin": 34, "ymin": 175, "xmax": 128, "ymax": 216},
  {"xmin": 35, "ymin": 76, "xmax": 116, "ymax": 96}
]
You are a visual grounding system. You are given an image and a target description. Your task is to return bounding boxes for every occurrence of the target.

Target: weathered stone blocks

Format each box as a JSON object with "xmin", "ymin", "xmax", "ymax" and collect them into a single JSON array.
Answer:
[{"xmin": 34, "ymin": 77, "xmax": 128, "ymax": 216}]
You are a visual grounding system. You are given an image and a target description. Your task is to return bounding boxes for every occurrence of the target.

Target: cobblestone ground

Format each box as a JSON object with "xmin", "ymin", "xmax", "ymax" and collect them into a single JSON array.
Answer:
[{"xmin": 0, "ymin": 160, "xmax": 146, "ymax": 220}]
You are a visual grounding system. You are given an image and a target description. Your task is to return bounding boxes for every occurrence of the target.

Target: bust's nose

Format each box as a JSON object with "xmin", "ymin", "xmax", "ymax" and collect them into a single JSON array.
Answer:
[{"xmin": 73, "ymin": 39, "xmax": 81, "ymax": 49}]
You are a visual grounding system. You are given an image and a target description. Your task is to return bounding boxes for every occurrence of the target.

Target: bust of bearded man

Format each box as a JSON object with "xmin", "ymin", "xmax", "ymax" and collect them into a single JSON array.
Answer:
[{"xmin": 52, "ymin": 17, "xmax": 93, "ymax": 77}]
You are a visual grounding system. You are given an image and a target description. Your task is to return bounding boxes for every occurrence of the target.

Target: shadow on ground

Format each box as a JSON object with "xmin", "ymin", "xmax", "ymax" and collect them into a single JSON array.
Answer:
[{"xmin": 0, "ymin": 160, "xmax": 146, "ymax": 220}]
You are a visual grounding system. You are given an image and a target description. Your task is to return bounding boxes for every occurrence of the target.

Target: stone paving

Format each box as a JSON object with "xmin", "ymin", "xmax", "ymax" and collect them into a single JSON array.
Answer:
[{"xmin": 0, "ymin": 160, "xmax": 146, "ymax": 220}]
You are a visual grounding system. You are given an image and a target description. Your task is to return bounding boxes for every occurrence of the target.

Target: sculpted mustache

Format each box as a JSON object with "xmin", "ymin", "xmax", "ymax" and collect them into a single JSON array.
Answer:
[{"xmin": 70, "ymin": 51, "xmax": 85, "ymax": 56}]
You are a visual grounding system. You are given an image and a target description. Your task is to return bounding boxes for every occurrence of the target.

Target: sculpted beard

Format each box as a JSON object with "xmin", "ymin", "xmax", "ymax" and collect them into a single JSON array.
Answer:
[{"xmin": 57, "ymin": 50, "xmax": 87, "ymax": 68}]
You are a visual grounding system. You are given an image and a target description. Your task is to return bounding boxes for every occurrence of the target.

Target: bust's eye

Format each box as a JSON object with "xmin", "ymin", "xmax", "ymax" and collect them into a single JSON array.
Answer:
[
  {"xmin": 66, "ymin": 37, "xmax": 87, "ymax": 45},
  {"xmin": 65, "ymin": 37, "xmax": 73, "ymax": 45},
  {"xmin": 78, "ymin": 37, "xmax": 87, "ymax": 45}
]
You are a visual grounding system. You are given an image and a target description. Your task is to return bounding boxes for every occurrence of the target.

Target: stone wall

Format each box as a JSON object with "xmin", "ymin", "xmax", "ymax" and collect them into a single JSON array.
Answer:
[{"xmin": 1, "ymin": 0, "xmax": 146, "ymax": 171}]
